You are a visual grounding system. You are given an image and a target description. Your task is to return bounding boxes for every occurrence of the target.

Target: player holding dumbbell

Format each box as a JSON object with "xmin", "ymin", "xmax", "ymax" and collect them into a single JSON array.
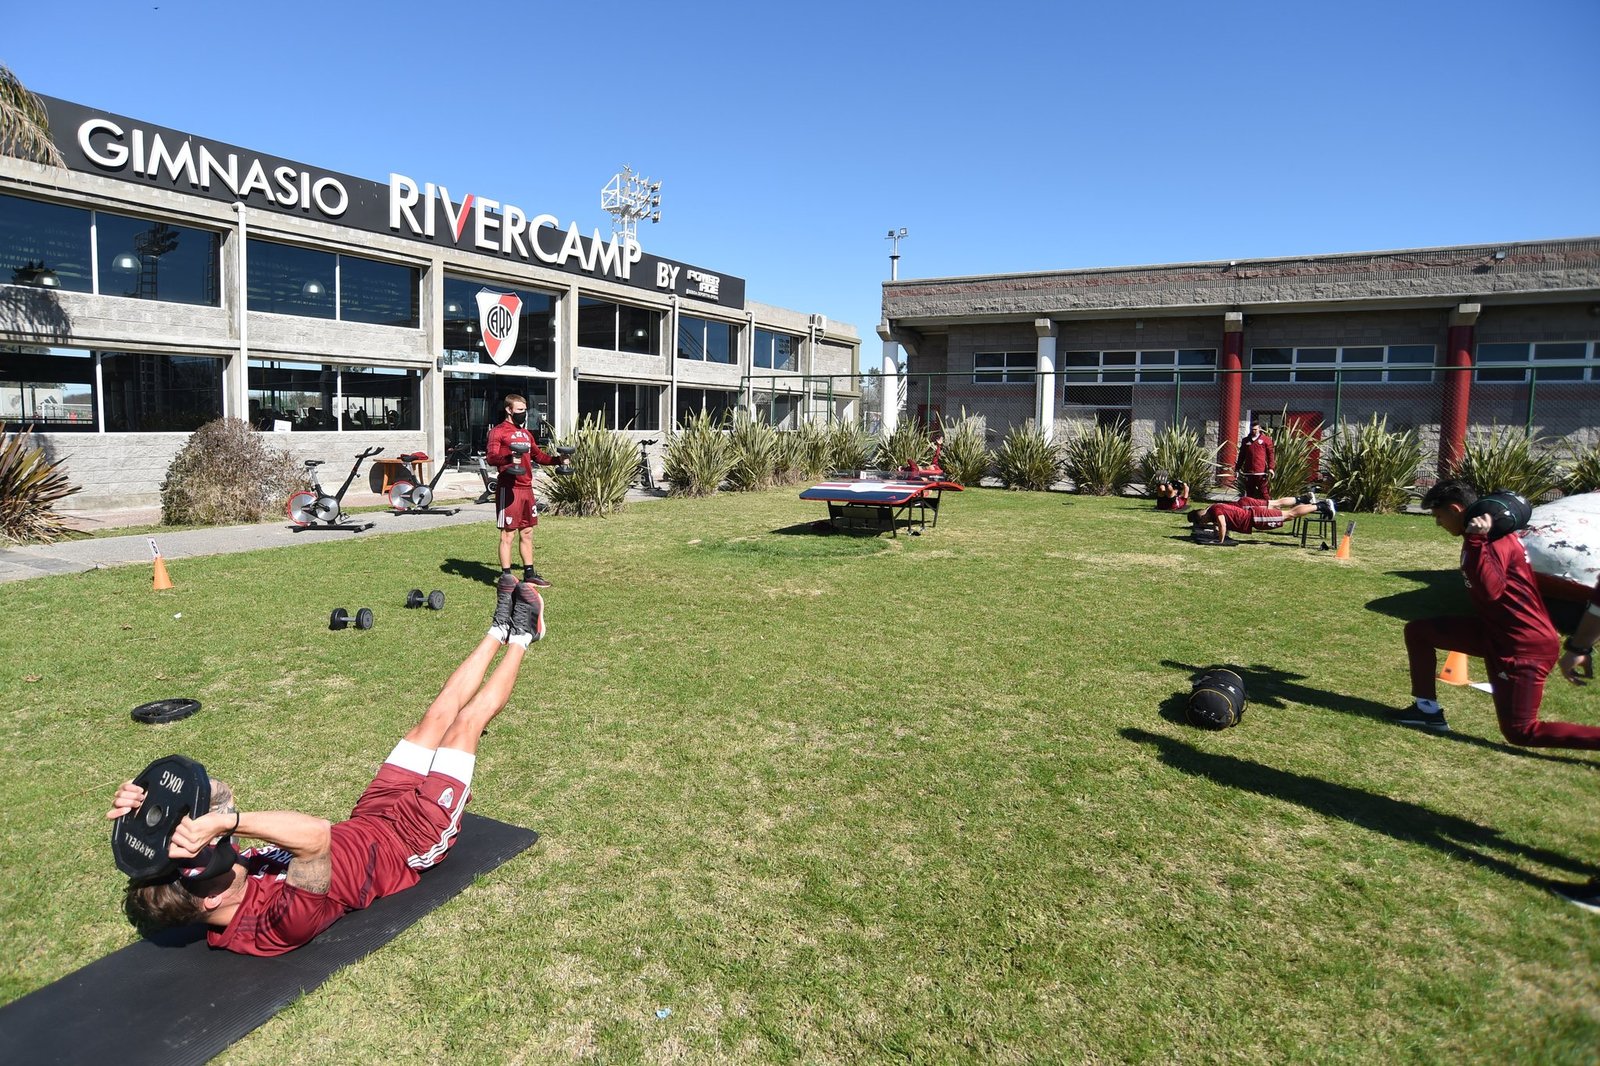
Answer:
[{"xmin": 486, "ymin": 394, "xmax": 559, "ymax": 592}]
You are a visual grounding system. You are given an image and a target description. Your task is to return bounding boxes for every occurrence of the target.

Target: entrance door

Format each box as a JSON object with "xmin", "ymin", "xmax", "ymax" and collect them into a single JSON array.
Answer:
[
  {"xmin": 1284, "ymin": 410, "xmax": 1324, "ymax": 475},
  {"xmin": 445, "ymin": 374, "xmax": 554, "ymax": 458}
]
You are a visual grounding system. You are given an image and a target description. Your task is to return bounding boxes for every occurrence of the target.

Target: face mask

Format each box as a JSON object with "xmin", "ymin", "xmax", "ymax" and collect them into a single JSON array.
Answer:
[{"xmin": 510, "ymin": 411, "xmax": 527, "ymax": 427}]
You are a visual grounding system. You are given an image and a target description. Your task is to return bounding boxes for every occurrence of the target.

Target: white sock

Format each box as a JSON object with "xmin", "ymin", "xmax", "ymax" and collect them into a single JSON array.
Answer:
[
  {"xmin": 487, "ymin": 625, "xmax": 509, "ymax": 644},
  {"xmin": 385, "ymin": 738, "xmax": 436, "ymax": 775},
  {"xmin": 509, "ymin": 631, "xmax": 532, "ymax": 648},
  {"xmin": 1415, "ymin": 698, "xmax": 1442, "ymax": 715},
  {"xmin": 430, "ymin": 746, "xmax": 476, "ymax": 791}
]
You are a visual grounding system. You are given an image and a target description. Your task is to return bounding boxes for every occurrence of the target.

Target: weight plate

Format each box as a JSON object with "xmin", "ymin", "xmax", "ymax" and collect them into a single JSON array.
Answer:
[
  {"xmin": 330, "ymin": 607, "xmax": 349, "ymax": 630},
  {"xmin": 355, "ymin": 608, "xmax": 374, "ymax": 630},
  {"xmin": 427, "ymin": 590, "xmax": 445, "ymax": 610},
  {"xmin": 130, "ymin": 698, "xmax": 201, "ymax": 725},
  {"xmin": 406, "ymin": 589, "xmax": 425, "ymax": 608}
]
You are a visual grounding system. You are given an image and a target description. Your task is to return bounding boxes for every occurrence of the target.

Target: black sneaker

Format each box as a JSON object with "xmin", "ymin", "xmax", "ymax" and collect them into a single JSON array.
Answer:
[
  {"xmin": 1554, "ymin": 879, "xmax": 1600, "ymax": 914},
  {"xmin": 510, "ymin": 582, "xmax": 545, "ymax": 642},
  {"xmin": 492, "ymin": 573, "xmax": 517, "ymax": 632},
  {"xmin": 1296, "ymin": 490, "xmax": 1316, "ymax": 506},
  {"xmin": 1386, "ymin": 705, "xmax": 1449, "ymax": 733},
  {"xmin": 524, "ymin": 569, "xmax": 552, "ymax": 588},
  {"xmin": 1318, "ymin": 498, "xmax": 1338, "ymax": 521}
]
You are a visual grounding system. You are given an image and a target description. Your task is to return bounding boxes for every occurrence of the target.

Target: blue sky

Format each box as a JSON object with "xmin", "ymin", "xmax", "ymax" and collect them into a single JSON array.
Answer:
[{"xmin": 9, "ymin": 1, "xmax": 1599, "ymax": 367}]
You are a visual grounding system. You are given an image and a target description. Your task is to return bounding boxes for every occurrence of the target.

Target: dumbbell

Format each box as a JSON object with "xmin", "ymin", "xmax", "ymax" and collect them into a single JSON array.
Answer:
[
  {"xmin": 329, "ymin": 607, "xmax": 375, "ymax": 631},
  {"xmin": 555, "ymin": 446, "xmax": 575, "ymax": 476},
  {"xmin": 506, "ymin": 440, "xmax": 532, "ymax": 476},
  {"xmin": 405, "ymin": 589, "xmax": 445, "ymax": 610}
]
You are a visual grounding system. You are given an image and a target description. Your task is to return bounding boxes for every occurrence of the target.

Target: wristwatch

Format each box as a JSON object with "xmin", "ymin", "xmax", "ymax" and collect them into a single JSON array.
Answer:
[{"xmin": 1564, "ymin": 638, "xmax": 1595, "ymax": 657}]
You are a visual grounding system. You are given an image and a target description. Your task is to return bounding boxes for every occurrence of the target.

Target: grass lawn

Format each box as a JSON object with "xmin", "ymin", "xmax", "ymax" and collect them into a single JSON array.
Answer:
[{"xmin": 3, "ymin": 488, "xmax": 1598, "ymax": 1062}]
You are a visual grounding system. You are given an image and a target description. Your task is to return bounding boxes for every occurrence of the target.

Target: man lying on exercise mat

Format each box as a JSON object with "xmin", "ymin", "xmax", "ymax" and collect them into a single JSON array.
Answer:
[
  {"xmin": 106, "ymin": 581, "xmax": 546, "ymax": 956},
  {"xmin": 1187, "ymin": 492, "xmax": 1334, "ymax": 544}
]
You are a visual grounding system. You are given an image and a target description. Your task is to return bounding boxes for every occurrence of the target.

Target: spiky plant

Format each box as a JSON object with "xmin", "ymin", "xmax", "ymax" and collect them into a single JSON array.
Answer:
[
  {"xmin": 1268, "ymin": 411, "xmax": 1324, "ymax": 499},
  {"xmin": 771, "ymin": 428, "xmax": 805, "ymax": 487},
  {"xmin": 0, "ymin": 423, "xmax": 81, "ymax": 543},
  {"xmin": 662, "ymin": 410, "xmax": 734, "ymax": 497},
  {"xmin": 792, "ymin": 420, "xmax": 832, "ymax": 481},
  {"xmin": 994, "ymin": 419, "xmax": 1064, "ymax": 491},
  {"xmin": 1325, "ymin": 415, "xmax": 1424, "ymax": 513},
  {"xmin": 725, "ymin": 410, "xmax": 781, "ymax": 492},
  {"xmin": 1562, "ymin": 437, "xmax": 1600, "ymax": 495},
  {"xmin": 1136, "ymin": 422, "xmax": 1217, "ymax": 499},
  {"xmin": 876, "ymin": 419, "xmax": 933, "ymax": 472},
  {"xmin": 825, "ymin": 420, "xmax": 875, "ymax": 475},
  {"xmin": 1451, "ymin": 424, "xmax": 1562, "ymax": 501},
  {"xmin": 540, "ymin": 416, "xmax": 635, "ymax": 516},
  {"xmin": 1061, "ymin": 418, "xmax": 1136, "ymax": 496},
  {"xmin": 160, "ymin": 417, "xmax": 304, "ymax": 526},
  {"xmin": 938, "ymin": 409, "xmax": 992, "ymax": 486}
]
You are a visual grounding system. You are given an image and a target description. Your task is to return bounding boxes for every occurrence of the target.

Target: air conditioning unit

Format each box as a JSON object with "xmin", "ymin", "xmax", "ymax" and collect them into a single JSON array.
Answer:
[{"xmin": 809, "ymin": 314, "xmax": 827, "ymax": 333}]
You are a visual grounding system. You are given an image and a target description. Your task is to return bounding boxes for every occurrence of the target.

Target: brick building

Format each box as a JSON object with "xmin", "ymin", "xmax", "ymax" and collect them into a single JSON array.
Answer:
[{"xmin": 878, "ymin": 239, "xmax": 1600, "ymax": 477}]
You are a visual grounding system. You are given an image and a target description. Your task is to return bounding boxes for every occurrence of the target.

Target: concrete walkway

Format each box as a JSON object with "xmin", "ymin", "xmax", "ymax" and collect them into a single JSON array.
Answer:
[{"xmin": 0, "ymin": 473, "xmax": 662, "ymax": 584}]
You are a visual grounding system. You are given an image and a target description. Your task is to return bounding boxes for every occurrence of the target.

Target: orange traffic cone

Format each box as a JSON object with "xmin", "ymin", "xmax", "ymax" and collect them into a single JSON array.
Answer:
[
  {"xmin": 1438, "ymin": 650, "xmax": 1471, "ymax": 686},
  {"xmin": 152, "ymin": 556, "xmax": 174, "ymax": 591},
  {"xmin": 1334, "ymin": 519, "xmax": 1353, "ymax": 560}
]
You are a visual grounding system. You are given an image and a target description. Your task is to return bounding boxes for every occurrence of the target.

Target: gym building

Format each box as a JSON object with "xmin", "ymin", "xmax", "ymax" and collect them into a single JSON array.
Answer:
[
  {"xmin": 879, "ymin": 238, "xmax": 1600, "ymax": 478},
  {"xmin": 0, "ymin": 96, "xmax": 860, "ymax": 511}
]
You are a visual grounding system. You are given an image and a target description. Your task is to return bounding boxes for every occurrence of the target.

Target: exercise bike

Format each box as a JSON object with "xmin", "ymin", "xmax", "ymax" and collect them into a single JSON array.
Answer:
[
  {"xmin": 388, "ymin": 443, "xmax": 469, "ymax": 516},
  {"xmin": 635, "ymin": 438, "xmax": 658, "ymax": 493},
  {"xmin": 286, "ymin": 446, "xmax": 383, "ymax": 532}
]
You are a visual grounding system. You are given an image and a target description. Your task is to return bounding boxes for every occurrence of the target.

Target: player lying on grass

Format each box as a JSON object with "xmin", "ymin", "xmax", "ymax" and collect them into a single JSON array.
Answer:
[
  {"xmin": 1152, "ymin": 473, "xmax": 1190, "ymax": 511},
  {"xmin": 1187, "ymin": 492, "xmax": 1333, "ymax": 543},
  {"xmin": 106, "ymin": 581, "xmax": 546, "ymax": 956}
]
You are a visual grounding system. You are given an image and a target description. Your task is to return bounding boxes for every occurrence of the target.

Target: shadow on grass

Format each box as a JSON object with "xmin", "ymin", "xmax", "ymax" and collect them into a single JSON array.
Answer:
[
  {"xmin": 438, "ymin": 558, "xmax": 501, "ymax": 584},
  {"xmin": 1121, "ymin": 727, "xmax": 1592, "ymax": 888},
  {"xmin": 1159, "ymin": 659, "xmax": 1596, "ymax": 769},
  {"xmin": 1368, "ymin": 569, "xmax": 1587, "ymax": 634}
]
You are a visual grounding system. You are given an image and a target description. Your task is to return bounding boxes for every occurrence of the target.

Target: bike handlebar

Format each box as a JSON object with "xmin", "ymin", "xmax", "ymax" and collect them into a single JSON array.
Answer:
[{"xmin": 354, "ymin": 446, "xmax": 383, "ymax": 459}]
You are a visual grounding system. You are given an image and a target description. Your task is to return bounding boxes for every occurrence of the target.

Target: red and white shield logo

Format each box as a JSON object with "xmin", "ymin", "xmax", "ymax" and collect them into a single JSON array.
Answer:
[{"xmin": 475, "ymin": 289, "xmax": 522, "ymax": 366}]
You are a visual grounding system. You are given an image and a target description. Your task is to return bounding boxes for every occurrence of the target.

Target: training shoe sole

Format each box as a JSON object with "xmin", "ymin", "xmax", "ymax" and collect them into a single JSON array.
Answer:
[
  {"xmin": 1389, "ymin": 714, "xmax": 1450, "ymax": 733},
  {"xmin": 1554, "ymin": 883, "xmax": 1600, "ymax": 914}
]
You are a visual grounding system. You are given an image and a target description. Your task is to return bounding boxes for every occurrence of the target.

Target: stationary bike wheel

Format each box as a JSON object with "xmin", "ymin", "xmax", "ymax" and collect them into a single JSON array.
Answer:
[
  {"xmin": 410, "ymin": 484, "xmax": 435, "ymax": 509},
  {"xmin": 286, "ymin": 490, "xmax": 317, "ymax": 526},
  {"xmin": 389, "ymin": 480, "xmax": 415, "ymax": 509},
  {"xmin": 312, "ymin": 495, "xmax": 341, "ymax": 523}
]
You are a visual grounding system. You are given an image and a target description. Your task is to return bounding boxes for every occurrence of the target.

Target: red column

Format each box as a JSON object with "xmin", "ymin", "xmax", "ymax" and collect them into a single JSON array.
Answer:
[
  {"xmin": 1218, "ymin": 321, "xmax": 1243, "ymax": 483},
  {"xmin": 1438, "ymin": 313, "xmax": 1476, "ymax": 474}
]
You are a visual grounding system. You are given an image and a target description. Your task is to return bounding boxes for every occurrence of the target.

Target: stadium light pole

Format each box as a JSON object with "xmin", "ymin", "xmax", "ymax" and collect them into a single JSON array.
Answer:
[{"xmin": 886, "ymin": 227, "xmax": 907, "ymax": 280}]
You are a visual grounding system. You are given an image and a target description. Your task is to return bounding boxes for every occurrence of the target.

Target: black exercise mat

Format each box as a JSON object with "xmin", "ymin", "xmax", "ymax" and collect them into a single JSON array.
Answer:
[{"xmin": 0, "ymin": 813, "xmax": 537, "ymax": 1065}]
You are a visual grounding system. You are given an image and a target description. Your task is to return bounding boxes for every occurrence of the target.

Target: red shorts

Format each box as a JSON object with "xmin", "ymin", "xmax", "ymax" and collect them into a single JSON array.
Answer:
[
  {"xmin": 496, "ymin": 482, "xmax": 538, "ymax": 530},
  {"xmin": 348, "ymin": 762, "xmax": 469, "ymax": 871}
]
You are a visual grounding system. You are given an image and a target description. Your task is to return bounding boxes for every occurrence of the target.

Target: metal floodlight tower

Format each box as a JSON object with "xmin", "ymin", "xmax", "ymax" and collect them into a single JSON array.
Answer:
[
  {"xmin": 886, "ymin": 227, "xmax": 908, "ymax": 280},
  {"xmin": 601, "ymin": 165, "xmax": 663, "ymax": 244}
]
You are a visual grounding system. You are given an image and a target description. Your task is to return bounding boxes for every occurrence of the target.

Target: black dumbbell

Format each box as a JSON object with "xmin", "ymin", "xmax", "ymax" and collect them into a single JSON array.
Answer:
[
  {"xmin": 555, "ymin": 446, "xmax": 575, "ymax": 476},
  {"xmin": 329, "ymin": 607, "xmax": 375, "ymax": 631},
  {"xmin": 405, "ymin": 589, "xmax": 445, "ymax": 610}
]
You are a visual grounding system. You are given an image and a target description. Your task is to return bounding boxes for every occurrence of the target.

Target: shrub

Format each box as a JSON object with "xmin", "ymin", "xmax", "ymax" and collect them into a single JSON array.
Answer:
[
  {"xmin": 1451, "ymin": 425, "xmax": 1562, "ymax": 501},
  {"xmin": 1562, "ymin": 438, "xmax": 1600, "ymax": 495},
  {"xmin": 876, "ymin": 419, "xmax": 933, "ymax": 472},
  {"xmin": 1136, "ymin": 422, "xmax": 1216, "ymax": 499},
  {"xmin": 1268, "ymin": 412, "xmax": 1324, "ymax": 499},
  {"xmin": 995, "ymin": 420, "xmax": 1063, "ymax": 491},
  {"xmin": 825, "ymin": 420, "xmax": 875, "ymax": 475},
  {"xmin": 1325, "ymin": 415, "xmax": 1423, "ymax": 513},
  {"xmin": 1061, "ymin": 419, "xmax": 1136, "ymax": 496},
  {"xmin": 725, "ymin": 411, "xmax": 781, "ymax": 492},
  {"xmin": 792, "ymin": 421, "xmax": 832, "ymax": 481},
  {"xmin": 771, "ymin": 428, "xmax": 805, "ymax": 487},
  {"xmin": 541, "ymin": 416, "xmax": 635, "ymax": 516},
  {"xmin": 160, "ymin": 417, "xmax": 303, "ymax": 526},
  {"xmin": 662, "ymin": 410, "xmax": 734, "ymax": 497},
  {"xmin": 938, "ymin": 409, "xmax": 992, "ymax": 486},
  {"xmin": 0, "ymin": 423, "xmax": 82, "ymax": 544}
]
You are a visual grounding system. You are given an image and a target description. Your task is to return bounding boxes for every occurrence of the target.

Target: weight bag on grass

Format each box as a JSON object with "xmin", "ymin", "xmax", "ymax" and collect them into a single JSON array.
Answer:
[
  {"xmin": 1186, "ymin": 667, "xmax": 1247, "ymax": 730},
  {"xmin": 0, "ymin": 813, "xmax": 537, "ymax": 1066}
]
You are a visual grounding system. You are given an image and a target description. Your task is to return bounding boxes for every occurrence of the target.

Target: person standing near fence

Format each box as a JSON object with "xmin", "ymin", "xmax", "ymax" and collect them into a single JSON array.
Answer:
[{"xmin": 1235, "ymin": 418, "xmax": 1275, "ymax": 499}]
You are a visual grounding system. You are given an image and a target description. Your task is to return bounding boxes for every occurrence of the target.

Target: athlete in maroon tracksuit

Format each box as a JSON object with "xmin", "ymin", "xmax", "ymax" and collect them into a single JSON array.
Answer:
[
  {"xmin": 1235, "ymin": 419, "xmax": 1275, "ymax": 499},
  {"xmin": 108, "ymin": 581, "xmax": 545, "ymax": 955},
  {"xmin": 486, "ymin": 393, "xmax": 558, "ymax": 587},
  {"xmin": 1400, "ymin": 479, "xmax": 1600, "ymax": 749},
  {"xmin": 1558, "ymin": 577, "xmax": 1600, "ymax": 685}
]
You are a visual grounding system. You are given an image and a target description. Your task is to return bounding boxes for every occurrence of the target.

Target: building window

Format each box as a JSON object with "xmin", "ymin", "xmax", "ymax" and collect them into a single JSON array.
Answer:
[
  {"xmin": 676, "ymin": 386, "xmax": 739, "ymax": 426},
  {"xmin": 247, "ymin": 239, "xmax": 419, "ymax": 326},
  {"xmin": 974, "ymin": 351, "xmax": 1035, "ymax": 384},
  {"xmin": 95, "ymin": 215, "xmax": 221, "ymax": 306},
  {"xmin": 101, "ymin": 352, "xmax": 224, "ymax": 431},
  {"xmin": 753, "ymin": 328, "xmax": 798, "ymax": 371},
  {"xmin": 0, "ymin": 344, "xmax": 223, "ymax": 432},
  {"xmin": 678, "ymin": 314, "xmax": 737, "ymax": 364},
  {"xmin": 753, "ymin": 390, "xmax": 799, "ymax": 428},
  {"xmin": 576, "ymin": 380, "xmax": 661, "ymax": 430},
  {"xmin": 247, "ymin": 360, "xmax": 420, "ymax": 431},
  {"xmin": 442, "ymin": 277, "xmax": 556, "ymax": 372},
  {"xmin": 1476, "ymin": 341, "xmax": 1596, "ymax": 383},
  {"xmin": 1061, "ymin": 349, "xmax": 1216, "ymax": 386},
  {"xmin": 1249, "ymin": 345, "xmax": 1438, "ymax": 384},
  {"xmin": 578, "ymin": 296, "xmax": 661, "ymax": 355},
  {"xmin": 0, "ymin": 193, "xmax": 222, "ymax": 303}
]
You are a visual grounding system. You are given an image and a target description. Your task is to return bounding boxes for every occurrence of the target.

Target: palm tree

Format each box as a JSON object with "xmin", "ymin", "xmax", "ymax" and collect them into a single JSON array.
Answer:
[{"xmin": 0, "ymin": 63, "xmax": 64, "ymax": 166}]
